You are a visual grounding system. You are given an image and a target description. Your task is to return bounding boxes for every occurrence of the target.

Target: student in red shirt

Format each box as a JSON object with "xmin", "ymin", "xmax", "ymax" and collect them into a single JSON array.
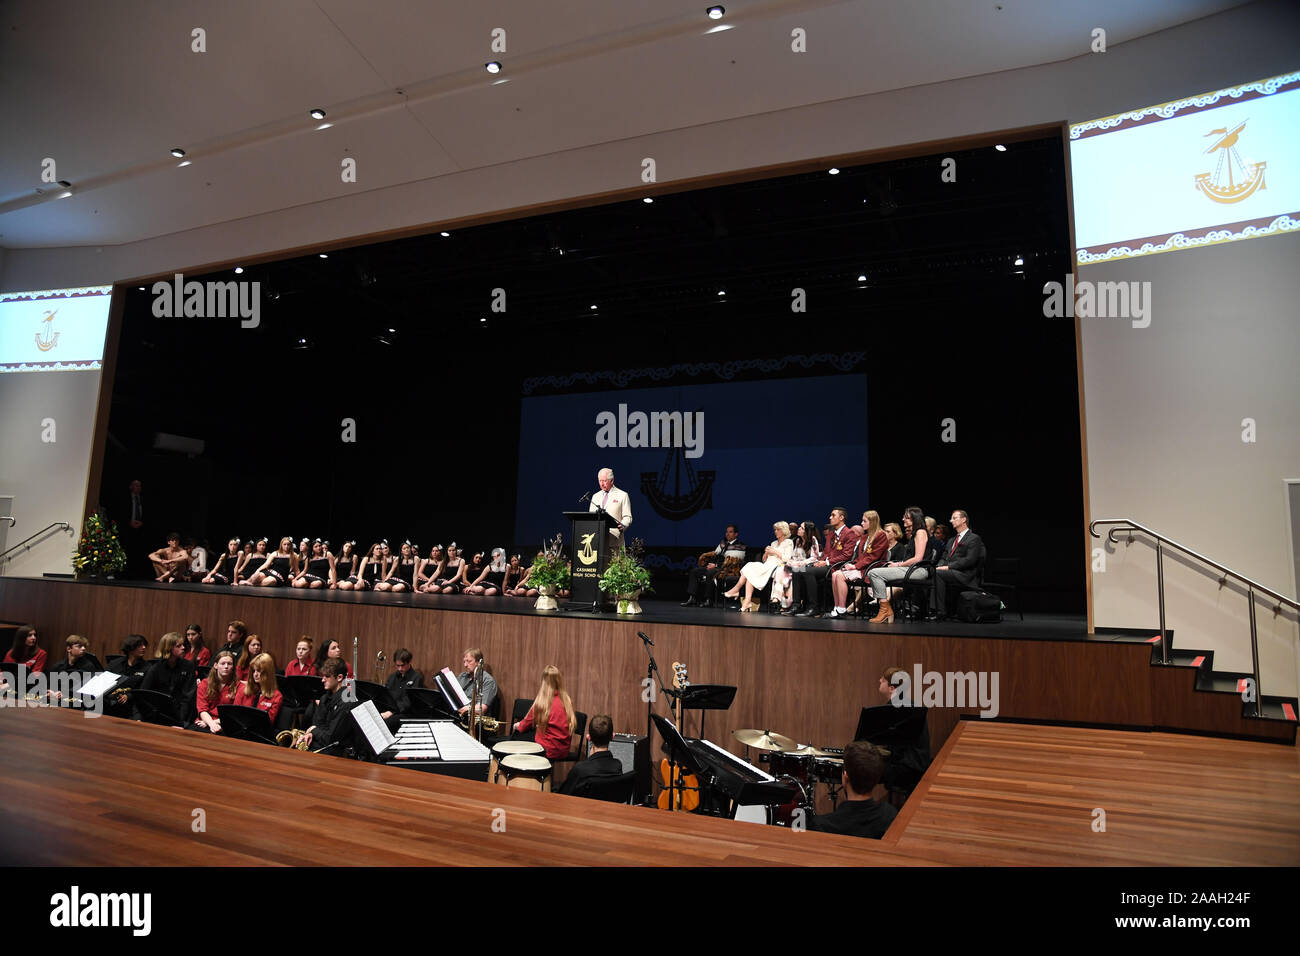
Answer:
[
  {"xmin": 234, "ymin": 653, "xmax": 282, "ymax": 725},
  {"xmin": 312, "ymin": 639, "xmax": 351, "ymax": 679},
  {"xmin": 235, "ymin": 634, "xmax": 263, "ymax": 683},
  {"xmin": 4, "ymin": 626, "xmax": 47, "ymax": 675},
  {"xmin": 193, "ymin": 650, "xmax": 238, "ymax": 733},
  {"xmin": 184, "ymin": 624, "xmax": 210, "ymax": 668},
  {"xmin": 514, "ymin": 664, "xmax": 575, "ymax": 760},
  {"xmin": 285, "ymin": 636, "xmax": 316, "ymax": 676}
]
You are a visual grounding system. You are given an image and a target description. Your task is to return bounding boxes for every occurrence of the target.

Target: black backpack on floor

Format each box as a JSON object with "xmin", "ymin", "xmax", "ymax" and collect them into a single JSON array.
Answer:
[{"xmin": 956, "ymin": 590, "xmax": 1001, "ymax": 623}]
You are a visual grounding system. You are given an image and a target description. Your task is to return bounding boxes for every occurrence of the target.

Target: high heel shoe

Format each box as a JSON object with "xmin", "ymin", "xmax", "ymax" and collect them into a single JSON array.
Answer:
[
  {"xmin": 869, "ymin": 599, "xmax": 893, "ymax": 624},
  {"xmin": 741, "ymin": 599, "xmax": 755, "ymax": 612}
]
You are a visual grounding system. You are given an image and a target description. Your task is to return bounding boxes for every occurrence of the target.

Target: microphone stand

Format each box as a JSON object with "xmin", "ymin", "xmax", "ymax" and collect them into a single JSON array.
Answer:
[{"xmin": 638, "ymin": 630, "xmax": 673, "ymax": 807}]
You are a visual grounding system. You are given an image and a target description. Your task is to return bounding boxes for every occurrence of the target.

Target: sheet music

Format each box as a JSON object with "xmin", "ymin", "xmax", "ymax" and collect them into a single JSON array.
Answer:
[
  {"xmin": 439, "ymin": 667, "xmax": 470, "ymax": 708},
  {"xmin": 350, "ymin": 700, "xmax": 396, "ymax": 755},
  {"xmin": 78, "ymin": 671, "xmax": 122, "ymax": 698}
]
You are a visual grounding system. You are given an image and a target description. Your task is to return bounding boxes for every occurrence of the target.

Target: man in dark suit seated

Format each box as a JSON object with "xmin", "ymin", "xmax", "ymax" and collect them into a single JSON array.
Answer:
[
  {"xmin": 557, "ymin": 714, "xmax": 623, "ymax": 797},
  {"xmin": 380, "ymin": 648, "xmax": 423, "ymax": 725},
  {"xmin": 933, "ymin": 509, "xmax": 986, "ymax": 619},
  {"xmin": 681, "ymin": 525, "xmax": 745, "ymax": 607},
  {"xmin": 810, "ymin": 741, "xmax": 897, "ymax": 839}
]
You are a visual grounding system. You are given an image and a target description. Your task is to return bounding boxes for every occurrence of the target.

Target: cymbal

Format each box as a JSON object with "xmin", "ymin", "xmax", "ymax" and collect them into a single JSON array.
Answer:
[
  {"xmin": 804, "ymin": 746, "xmax": 842, "ymax": 758},
  {"xmin": 732, "ymin": 728, "xmax": 800, "ymax": 752}
]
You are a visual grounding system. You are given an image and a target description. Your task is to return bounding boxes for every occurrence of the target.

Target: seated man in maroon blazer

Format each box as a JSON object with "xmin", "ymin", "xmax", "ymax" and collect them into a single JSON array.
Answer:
[
  {"xmin": 557, "ymin": 714, "xmax": 623, "ymax": 797},
  {"xmin": 933, "ymin": 509, "xmax": 986, "ymax": 619},
  {"xmin": 790, "ymin": 508, "xmax": 861, "ymax": 618}
]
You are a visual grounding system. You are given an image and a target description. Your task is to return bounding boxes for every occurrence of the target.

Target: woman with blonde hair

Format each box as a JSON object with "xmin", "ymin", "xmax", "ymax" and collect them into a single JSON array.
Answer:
[
  {"xmin": 513, "ymin": 664, "xmax": 575, "ymax": 760},
  {"xmin": 193, "ymin": 650, "xmax": 238, "ymax": 733},
  {"xmin": 234, "ymin": 652, "xmax": 282, "ymax": 724},
  {"xmin": 240, "ymin": 536, "xmax": 296, "ymax": 587},
  {"xmin": 721, "ymin": 521, "xmax": 793, "ymax": 612},
  {"xmin": 829, "ymin": 510, "xmax": 889, "ymax": 618}
]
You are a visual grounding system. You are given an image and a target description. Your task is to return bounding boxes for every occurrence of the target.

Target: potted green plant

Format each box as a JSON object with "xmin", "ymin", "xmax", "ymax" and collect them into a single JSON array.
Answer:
[
  {"xmin": 528, "ymin": 535, "xmax": 570, "ymax": 611},
  {"xmin": 72, "ymin": 512, "xmax": 127, "ymax": 579},
  {"xmin": 598, "ymin": 537, "xmax": 652, "ymax": 614}
]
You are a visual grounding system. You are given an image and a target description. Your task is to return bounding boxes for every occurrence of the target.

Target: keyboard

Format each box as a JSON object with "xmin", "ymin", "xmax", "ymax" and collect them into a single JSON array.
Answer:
[
  {"xmin": 381, "ymin": 719, "xmax": 490, "ymax": 781},
  {"xmin": 688, "ymin": 738, "xmax": 795, "ymax": 806}
]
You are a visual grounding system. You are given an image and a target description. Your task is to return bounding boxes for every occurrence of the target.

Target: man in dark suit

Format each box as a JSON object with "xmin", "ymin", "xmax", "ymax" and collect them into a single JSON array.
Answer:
[
  {"xmin": 302, "ymin": 659, "xmax": 357, "ymax": 755},
  {"xmin": 380, "ymin": 648, "xmax": 424, "ymax": 726},
  {"xmin": 933, "ymin": 509, "xmax": 986, "ymax": 619},
  {"xmin": 681, "ymin": 525, "xmax": 745, "ymax": 607},
  {"xmin": 558, "ymin": 713, "xmax": 623, "ymax": 797},
  {"xmin": 809, "ymin": 741, "xmax": 897, "ymax": 839}
]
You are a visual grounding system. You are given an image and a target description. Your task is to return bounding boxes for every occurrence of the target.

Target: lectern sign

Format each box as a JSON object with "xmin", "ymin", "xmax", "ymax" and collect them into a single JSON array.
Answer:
[{"xmin": 563, "ymin": 511, "xmax": 619, "ymax": 607}]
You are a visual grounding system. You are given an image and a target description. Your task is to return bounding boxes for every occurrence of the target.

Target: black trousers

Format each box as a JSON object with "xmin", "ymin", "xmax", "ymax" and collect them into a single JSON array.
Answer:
[
  {"xmin": 934, "ymin": 569, "xmax": 976, "ymax": 616},
  {"xmin": 791, "ymin": 565, "xmax": 831, "ymax": 610},
  {"xmin": 686, "ymin": 566, "xmax": 719, "ymax": 601}
]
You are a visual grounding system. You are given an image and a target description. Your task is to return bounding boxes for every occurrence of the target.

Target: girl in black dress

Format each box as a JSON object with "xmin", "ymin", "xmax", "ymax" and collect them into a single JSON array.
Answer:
[
  {"xmin": 503, "ymin": 554, "xmax": 534, "ymax": 597},
  {"xmin": 357, "ymin": 543, "xmax": 384, "ymax": 591},
  {"xmin": 462, "ymin": 551, "xmax": 492, "ymax": 595},
  {"xmin": 435, "ymin": 544, "xmax": 465, "ymax": 593},
  {"xmin": 417, "ymin": 545, "xmax": 445, "ymax": 592},
  {"xmin": 242, "ymin": 536, "xmax": 296, "ymax": 587},
  {"xmin": 296, "ymin": 538, "xmax": 311, "ymax": 574},
  {"xmin": 236, "ymin": 538, "xmax": 268, "ymax": 583},
  {"xmin": 294, "ymin": 539, "xmax": 334, "ymax": 589},
  {"xmin": 202, "ymin": 538, "xmax": 242, "ymax": 585},
  {"xmin": 386, "ymin": 541, "xmax": 418, "ymax": 593},
  {"xmin": 468, "ymin": 548, "xmax": 507, "ymax": 596},
  {"xmin": 332, "ymin": 541, "xmax": 359, "ymax": 589}
]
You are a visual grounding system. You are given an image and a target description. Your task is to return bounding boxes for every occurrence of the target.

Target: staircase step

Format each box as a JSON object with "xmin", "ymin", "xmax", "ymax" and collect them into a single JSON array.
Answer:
[
  {"xmin": 1090, "ymin": 627, "xmax": 1176, "ymax": 645},
  {"xmin": 1256, "ymin": 697, "xmax": 1300, "ymax": 723},
  {"xmin": 1158, "ymin": 647, "xmax": 1211, "ymax": 669},
  {"xmin": 1195, "ymin": 671, "xmax": 1252, "ymax": 694}
]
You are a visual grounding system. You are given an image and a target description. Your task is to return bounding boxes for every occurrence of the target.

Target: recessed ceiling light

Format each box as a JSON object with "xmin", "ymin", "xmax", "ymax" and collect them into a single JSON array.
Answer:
[
  {"xmin": 485, "ymin": 61, "xmax": 502, "ymax": 74},
  {"xmin": 318, "ymin": 253, "xmax": 328, "ymax": 259},
  {"xmin": 315, "ymin": 122, "xmax": 332, "ymax": 131},
  {"xmin": 440, "ymin": 231, "xmax": 450, "ymax": 237},
  {"xmin": 590, "ymin": 304, "xmax": 598, "ymax": 310},
  {"xmin": 138, "ymin": 287, "xmax": 145, "ymax": 291},
  {"xmin": 388, "ymin": 328, "xmax": 395, "ymax": 333},
  {"xmin": 707, "ymin": 5, "xmax": 725, "ymax": 19},
  {"xmin": 828, "ymin": 167, "xmax": 840, "ymax": 175},
  {"xmin": 234, "ymin": 267, "xmax": 244, "ymax": 274},
  {"xmin": 309, "ymin": 108, "xmax": 326, "ymax": 120},
  {"xmin": 642, "ymin": 197, "xmax": 654, "ymax": 204},
  {"xmin": 1014, "ymin": 256, "xmax": 1024, "ymax": 266},
  {"xmin": 717, "ymin": 290, "xmax": 726, "ymax": 296},
  {"xmin": 176, "ymin": 160, "xmax": 191, "ymax": 167},
  {"xmin": 857, "ymin": 274, "xmax": 867, "ymax": 282},
  {"xmin": 479, "ymin": 317, "xmax": 487, "ymax": 323},
  {"xmin": 995, "ymin": 144, "xmax": 1007, "ymax": 152},
  {"xmin": 170, "ymin": 147, "xmax": 186, "ymax": 158}
]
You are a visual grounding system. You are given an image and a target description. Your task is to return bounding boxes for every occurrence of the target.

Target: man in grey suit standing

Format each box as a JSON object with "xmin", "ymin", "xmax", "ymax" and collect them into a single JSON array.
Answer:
[
  {"xmin": 933, "ymin": 509, "xmax": 985, "ymax": 619},
  {"xmin": 589, "ymin": 467, "xmax": 633, "ymax": 551}
]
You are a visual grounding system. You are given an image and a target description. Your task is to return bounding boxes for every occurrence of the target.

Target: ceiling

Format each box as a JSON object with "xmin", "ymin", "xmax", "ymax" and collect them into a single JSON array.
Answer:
[{"xmin": 0, "ymin": 0, "xmax": 1249, "ymax": 249}]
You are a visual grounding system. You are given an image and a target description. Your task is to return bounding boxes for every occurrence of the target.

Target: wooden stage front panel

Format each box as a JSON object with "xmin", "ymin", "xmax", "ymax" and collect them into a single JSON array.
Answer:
[{"xmin": 0, "ymin": 577, "xmax": 1291, "ymax": 758}]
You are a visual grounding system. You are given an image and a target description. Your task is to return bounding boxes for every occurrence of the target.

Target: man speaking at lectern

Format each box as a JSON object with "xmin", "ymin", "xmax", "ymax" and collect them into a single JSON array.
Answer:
[{"xmin": 589, "ymin": 467, "xmax": 633, "ymax": 551}]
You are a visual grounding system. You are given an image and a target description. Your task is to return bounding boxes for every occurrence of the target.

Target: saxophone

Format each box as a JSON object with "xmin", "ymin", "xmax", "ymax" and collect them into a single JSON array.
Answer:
[{"xmin": 276, "ymin": 729, "xmax": 311, "ymax": 751}]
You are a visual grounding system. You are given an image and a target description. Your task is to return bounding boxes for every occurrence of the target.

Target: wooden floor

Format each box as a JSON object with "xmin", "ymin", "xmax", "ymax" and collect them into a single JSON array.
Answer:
[{"xmin": 1, "ymin": 707, "xmax": 1295, "ymax": 866}]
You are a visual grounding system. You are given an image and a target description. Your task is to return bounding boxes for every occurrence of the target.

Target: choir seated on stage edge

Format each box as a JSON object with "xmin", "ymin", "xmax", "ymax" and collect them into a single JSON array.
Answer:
[
  {"xmin": 151, "ymin": 536, "xmax": 547, "ymax": 597},
  {"xmin": 2, "ymin": 623, "xmax": 914, "ymax": 840}
]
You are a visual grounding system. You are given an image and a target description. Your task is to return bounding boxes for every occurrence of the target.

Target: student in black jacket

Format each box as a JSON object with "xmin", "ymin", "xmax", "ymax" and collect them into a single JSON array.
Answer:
[
  {"xmin": 809, "ymin": 741, "xmax": 897, "ymax": 840},
  {"xmin": 139, "ymin": 631, "xmax": 197, "ymax": 724},
  {"xmin": 380, "ymin": 648, "xmax": 423, "ymax": 721},
  {"xmin": 558, "ymin": 714, "xmax": 624, "ymax": 797},
  {"xmin": 302, "ymin": 658, "xmax": 356, "ymax": 755}
]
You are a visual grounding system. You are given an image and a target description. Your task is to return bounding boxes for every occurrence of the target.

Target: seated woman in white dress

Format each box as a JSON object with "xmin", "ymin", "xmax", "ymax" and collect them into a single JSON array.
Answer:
[
  {"xmin": 721, "ymin": 521, "xmax": 793, "ymax": 612},
  {"xmin": 770, "ymin": 520, "xmax": 820, "ymax": 610}
]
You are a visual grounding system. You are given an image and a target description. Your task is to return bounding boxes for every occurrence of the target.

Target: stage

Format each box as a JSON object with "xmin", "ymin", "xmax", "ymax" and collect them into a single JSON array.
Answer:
[
  {"xmin": 1, "ymin": 576, "xmax": 1293, "ymax": 758},
  {"xmin": 1, "ymin": 707, "xmax": 1295, "ymax": 867}
]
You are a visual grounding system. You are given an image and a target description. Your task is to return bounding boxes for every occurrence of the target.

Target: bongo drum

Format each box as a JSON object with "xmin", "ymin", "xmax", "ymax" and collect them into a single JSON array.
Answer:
[
  {"xmin": 501, "ymin": 753, "xmax": 553, "ymax": 792},
  {"xmin": 491, "ymin": 740, "xmax": 544, "ymax": 785}
]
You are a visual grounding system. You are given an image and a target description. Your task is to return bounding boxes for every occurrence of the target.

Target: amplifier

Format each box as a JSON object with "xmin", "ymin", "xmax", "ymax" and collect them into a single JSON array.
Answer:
[{"xmin": 607, "ymin": 732, "xmax": 652, "ymax": 803}]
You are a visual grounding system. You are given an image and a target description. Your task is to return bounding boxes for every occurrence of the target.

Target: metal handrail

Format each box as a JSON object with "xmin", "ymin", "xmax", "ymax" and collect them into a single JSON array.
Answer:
[
  {"xmin": 0, "ymin": 521, "xmax": 73, "ymax": 568},
  {"xmin": 1089, "ymin": 517, "xmax": 1299, "ymax": 716}
]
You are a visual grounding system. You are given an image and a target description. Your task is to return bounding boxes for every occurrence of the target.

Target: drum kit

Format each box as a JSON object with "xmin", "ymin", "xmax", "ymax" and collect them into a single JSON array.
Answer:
[{"xmin": 732, "ymin": 728, "xmax": 884, "ymax": 826}]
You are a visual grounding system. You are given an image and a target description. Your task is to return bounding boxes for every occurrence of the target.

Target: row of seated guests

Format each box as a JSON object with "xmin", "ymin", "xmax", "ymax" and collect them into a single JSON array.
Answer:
[
  {"xmin": 192, "ymin": 537, "xmax": 544, "ymax": 597},
  {"xmin": 687, "ymin": 506, "xmax": 984, "ymax": 621}
]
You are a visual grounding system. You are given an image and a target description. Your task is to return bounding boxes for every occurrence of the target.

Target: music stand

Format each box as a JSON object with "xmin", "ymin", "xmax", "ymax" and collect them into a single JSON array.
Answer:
[
  {"xmin": 675, "ymin": 684, "xmax": 737, "ymax": 741},
  {"xmin": 353, "ymin": 679, "xmax": 397, "ymax": 715},
  {"xmin": 651, "ymin": 712, "xmax": 707, "ymax": 812},
  {"xmin": 406, "ymin": 685, "xmax": 456, "ymax": 719},
  {"xmin": 217, "ymin": 704, "xmax": 276, "ymax": 745},
  {"xmin": 131, "ymin": 688, "xmax": 179, "ymax": 726},
  {"xmin": 280, "ymin": 675, "xmax": 324, "ymax": 712},
  {"xmin": 854, "ymin": 703, "xmax": 927, "ymax": 746}
]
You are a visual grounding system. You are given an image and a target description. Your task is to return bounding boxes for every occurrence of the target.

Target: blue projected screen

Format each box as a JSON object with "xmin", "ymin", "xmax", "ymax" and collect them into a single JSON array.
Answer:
[{"xmin": 514, "ymin": 373, "xmax": 868, "ymax": 551}]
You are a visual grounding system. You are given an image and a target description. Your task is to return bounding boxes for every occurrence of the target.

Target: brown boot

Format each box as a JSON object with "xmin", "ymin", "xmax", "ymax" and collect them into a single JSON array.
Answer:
[{"xmin": 870, "ymin": 599, "xmax": 893, "ymax": 623}]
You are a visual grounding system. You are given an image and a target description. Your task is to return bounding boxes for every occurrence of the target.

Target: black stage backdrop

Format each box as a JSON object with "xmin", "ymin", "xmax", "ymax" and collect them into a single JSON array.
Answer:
[{"xmin": 101, "ymin": 136, "xmax": 1082, "ymax": 610}]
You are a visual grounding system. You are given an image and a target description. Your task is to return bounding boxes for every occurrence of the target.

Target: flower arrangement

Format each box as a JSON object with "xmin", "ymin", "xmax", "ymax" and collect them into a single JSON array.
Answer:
[
  {"xmin": 527, "ymin": 534, "xmax": 571, "ymax": 591},
  {"xmin": 598, "ymin": 537, "xmax": 653, "ymax": 596},
  {"xmin": 72, "ymin": 512, "xmax": 127, "ymax": 578}
]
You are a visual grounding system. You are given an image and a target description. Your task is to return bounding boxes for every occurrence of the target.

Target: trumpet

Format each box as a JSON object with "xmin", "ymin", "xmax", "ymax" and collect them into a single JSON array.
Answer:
[
  {"xmin": 276, "ymin": 729, "xmax": 311, "ymax": 751},
  {"xmin": 460, "ymin": 712, "xmax": 506, "ymax": 734}
]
